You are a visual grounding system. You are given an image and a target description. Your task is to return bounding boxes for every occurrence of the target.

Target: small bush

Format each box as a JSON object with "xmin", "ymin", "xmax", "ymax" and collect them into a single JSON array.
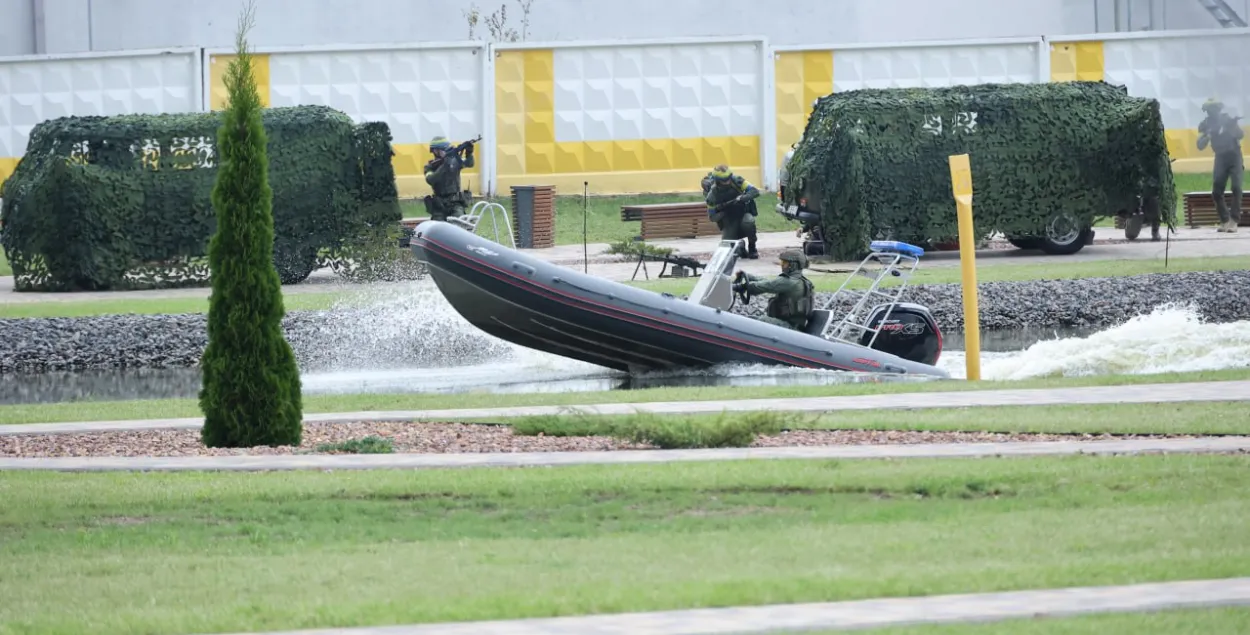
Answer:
[
  {"xmin": 512, "ymin": 410, "xmax": 802, "ymax": 449},
  {"xmin": 314, "ymin": 436, "xmax": 395, "ymax": 454},
  {"xmin": 605, "ymin": 239, "xmax": 675, "ymax": 258}
]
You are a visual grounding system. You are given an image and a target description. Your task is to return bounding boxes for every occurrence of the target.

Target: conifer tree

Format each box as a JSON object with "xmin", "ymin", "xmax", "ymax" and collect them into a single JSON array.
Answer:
[{"xmin": 200, "ymin": 1, "xmax": 303, "ymax": 448}]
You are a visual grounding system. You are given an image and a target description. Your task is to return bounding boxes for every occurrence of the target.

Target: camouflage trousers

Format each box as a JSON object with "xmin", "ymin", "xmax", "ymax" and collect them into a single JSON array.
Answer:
[
  {"xmin": 1213, "ymin": 151, "xmax": 1244, "ymax": 224},
  {"xmin": 425, "ymin": 193, "xmax": 468, "ymax": 222}
]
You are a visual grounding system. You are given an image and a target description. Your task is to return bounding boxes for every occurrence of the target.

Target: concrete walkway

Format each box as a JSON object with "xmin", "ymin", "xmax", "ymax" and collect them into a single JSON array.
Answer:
[
  {"xmin": 3, "ymin": 436, "xmax": 1249, "ymax": 472},
  {"xmin": 5, "ymin": 379, "xmax": 1247, "ymax": 437},
  {"xmin": 207, "ymin": 577, "xmax": 1250, "ymax": 634}
]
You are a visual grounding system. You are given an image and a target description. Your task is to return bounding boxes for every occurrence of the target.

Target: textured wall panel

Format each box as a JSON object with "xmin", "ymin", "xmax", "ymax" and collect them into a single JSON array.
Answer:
[
  {"xmin": 208, "ymin": 54, "xmax": 271, "ymax": 109},
  {"xmin": 505, "ymin": 40, "xmax": 764, "ymax": 193},
  {"xmin": 1050, "ymin": 40, "xmax": 1104, "ymax": 82},
  {"xmin": 1104, "ymin": 34, "xmax": 1250, "ymax": 162},
  {"xmin": 263, "ymin": 46, "xmax": 484, "ymax": 186},
  {"xmin": 0, "ymin": 51, "xmax": 199, "ymax": 161},
  {"xmin": 833, "ymin": 42, "xmax": 1042, "ymax": 92},
  {"xmin": 773, "ymin": 50, "xmax": 832, "ymax": 174}
]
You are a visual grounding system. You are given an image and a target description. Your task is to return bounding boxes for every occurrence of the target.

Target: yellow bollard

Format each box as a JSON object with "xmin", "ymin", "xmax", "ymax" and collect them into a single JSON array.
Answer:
[{"xmin": 948, "ymin": 154, "xmax": 981, "ymax": 381}]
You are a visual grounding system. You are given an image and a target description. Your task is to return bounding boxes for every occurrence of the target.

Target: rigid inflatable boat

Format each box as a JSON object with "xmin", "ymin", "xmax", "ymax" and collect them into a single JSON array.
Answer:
[{"xmin": 410, "ymin": 220, "xmax": 950, "ymax": 378}]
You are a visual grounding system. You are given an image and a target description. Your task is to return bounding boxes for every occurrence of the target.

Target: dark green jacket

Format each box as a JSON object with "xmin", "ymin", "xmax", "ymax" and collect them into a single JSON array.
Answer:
[
  {"xmin": 743, "ymin": 270, "xmax": 814, "ymax": 327},
  {"xmin": 705, "ymin": 175, "xmax": 760, "ymax": 222},
  {"xmin": 424, "ymin": 151, "xmax": 476, "ymax": 197}
]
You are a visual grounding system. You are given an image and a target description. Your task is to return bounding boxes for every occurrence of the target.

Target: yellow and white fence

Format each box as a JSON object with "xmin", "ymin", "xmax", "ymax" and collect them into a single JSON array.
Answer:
[{"xmin": 2, "ymin": 29, "xmax": 1249, "ymax": 197}]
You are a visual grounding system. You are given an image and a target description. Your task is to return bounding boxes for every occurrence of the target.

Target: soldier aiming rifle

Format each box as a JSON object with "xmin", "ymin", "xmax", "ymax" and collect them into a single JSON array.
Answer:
[
  {"xmin": 424, "ymin": 134, "xmax": 481, "ymax": 222},
  {"xmin": 1197, "ymin": 98, "xmax": 1243, "ymax": 233}
]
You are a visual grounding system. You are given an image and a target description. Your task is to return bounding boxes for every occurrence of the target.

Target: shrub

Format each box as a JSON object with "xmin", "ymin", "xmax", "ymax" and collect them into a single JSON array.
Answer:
[{"xmin": 198, "ymin": 5, "xmax": 303, "ymax": 449}]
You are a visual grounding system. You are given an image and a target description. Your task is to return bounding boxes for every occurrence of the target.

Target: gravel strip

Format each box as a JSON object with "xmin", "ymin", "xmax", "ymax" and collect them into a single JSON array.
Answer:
[{"xmin": 0, "ymin": 421, "xmax": 1200, "ymax": 458}]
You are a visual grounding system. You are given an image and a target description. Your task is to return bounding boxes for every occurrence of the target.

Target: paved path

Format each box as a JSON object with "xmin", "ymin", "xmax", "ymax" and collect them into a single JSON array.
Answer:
[
  {"xmin": 3, "ymin": 436, "xmax": 1249, "ymax": 472},
  {"xmin": 3, "ymin": 228, "xmax": 1246, "ymax": 305},
  {"xmin": 207, "ymin": 577, "xmax": 1250, "ymax": 634},
  {"xmin": 6, "ymin": 380, "xmax": 1247, "ymax": 437}
]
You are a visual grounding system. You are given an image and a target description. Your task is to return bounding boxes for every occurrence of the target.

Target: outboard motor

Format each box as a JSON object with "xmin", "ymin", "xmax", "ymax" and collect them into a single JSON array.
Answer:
[{"xmin": 858, "ymin": 302, "xmax": 943, "ymax": 366}]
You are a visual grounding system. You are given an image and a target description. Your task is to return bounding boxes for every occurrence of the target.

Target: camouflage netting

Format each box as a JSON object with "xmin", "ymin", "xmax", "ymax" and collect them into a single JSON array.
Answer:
[
  {"xmin": 783, "ymin": 81, "xmax": 1177, "ymax": 261},
  {"xmin": 0, "ymin": 105, "xmax": 406, "ymax": 292}
]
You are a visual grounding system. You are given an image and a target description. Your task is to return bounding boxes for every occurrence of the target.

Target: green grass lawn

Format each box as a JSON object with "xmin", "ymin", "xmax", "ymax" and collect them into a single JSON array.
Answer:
[
  {"xmin": 2, "ymin": 454, "xmax": 1247, "ymax": 634},
  {"xmin": 391, "ymin": 171, "xmax": 1232, "ymax": 247},
  {"xmin": 1, "ymin": 368, "xmax": 1247, "ymax": 426},
  {"xmin": 504, "ymin": 401, "xmax": 1250, "ymax": 441},
  {"xmin": 3, "ymin": 253, "xmax": 1244, "ymax": 319},
  {"xmin": 0, "ymin": 249, "xmax": 10, "ymax": 277},
  {"xmin": 823, "ymin": 607, "xmax": 1250, "ymax": 635}
]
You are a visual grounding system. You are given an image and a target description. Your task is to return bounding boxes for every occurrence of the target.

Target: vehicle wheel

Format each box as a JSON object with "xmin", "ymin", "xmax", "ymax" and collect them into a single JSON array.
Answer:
[
  {"xmin": 1124, "ymin": 214, "xmax": 1143, "ymax": 240},
  {"xmin": 1008, "ymin": 237, "xmax": 1042, "ymax": 250},
  {"xmin": 1038, "ymin": 212, "xmax": 1088, "ymax": 255}
]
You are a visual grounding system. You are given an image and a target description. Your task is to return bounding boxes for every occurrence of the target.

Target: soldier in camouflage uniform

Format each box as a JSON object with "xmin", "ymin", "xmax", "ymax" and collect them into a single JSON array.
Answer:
[
  {"xmin": 705, "ymin": 164, "xmax": 761, "ymax": 258},
  {"xmin": 1197, "ymin": 98, "xmax": 1242, "ymax": 233},
  {"xmin": 423, "ymin": 135, "xmax": 476, "ymax": 222},
  {"xmin": 733, "ymin": 249, "xmax": 815, "ymax": 330}
]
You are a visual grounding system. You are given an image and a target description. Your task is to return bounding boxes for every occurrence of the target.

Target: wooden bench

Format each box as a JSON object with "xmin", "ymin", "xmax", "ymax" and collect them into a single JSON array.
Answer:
[
  {"xmin": 623, "ymin": 203, "xmax": 721, "ymax": 241},
  {"xmin": 1182, "ymin": 191, "xmax": 1250, "ymax": 228}
]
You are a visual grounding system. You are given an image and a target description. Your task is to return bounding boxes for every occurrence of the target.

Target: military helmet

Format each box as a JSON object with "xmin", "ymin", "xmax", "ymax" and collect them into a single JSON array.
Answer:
[
  {"xmin": 429, "ymin": 136, "xmax": 452, "ymax": 151},
  {"xmin": 778, "ymin": 248, "xmax": 808, "ymax": 271},
  {"xmin": 710, "ymin": 163, "xmax": 733, "ymax": 182},
  {"xmin": 1203, "ymin": 98, "xmax": 1224, "ymax": 113}
]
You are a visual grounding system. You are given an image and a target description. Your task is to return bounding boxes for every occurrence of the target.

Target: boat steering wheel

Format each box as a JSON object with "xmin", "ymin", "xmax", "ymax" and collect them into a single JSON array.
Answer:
[{"xmin": 730, "ymin": 271, "xmax": 752, "ymax": 310}]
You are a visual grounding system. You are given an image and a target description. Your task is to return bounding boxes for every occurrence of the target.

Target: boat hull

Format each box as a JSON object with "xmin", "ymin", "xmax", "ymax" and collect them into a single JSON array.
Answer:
[{"xmin": 410, "ymin": 221, "xmax": 950, "ymax": 378}]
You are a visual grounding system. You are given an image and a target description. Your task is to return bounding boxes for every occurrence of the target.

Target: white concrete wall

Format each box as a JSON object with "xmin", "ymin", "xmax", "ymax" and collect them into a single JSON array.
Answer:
[{"xmin": 10, "ymin": 0, "xmax": 1237, "ymax": 56}]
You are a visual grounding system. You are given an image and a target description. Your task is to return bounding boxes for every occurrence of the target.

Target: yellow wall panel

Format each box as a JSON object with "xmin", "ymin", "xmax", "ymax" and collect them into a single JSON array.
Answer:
[
  {"xmin": 801, "ymin": 50, "xmax": 834, "ymax": 105},
  {"xmin": 1049, "ymin": 41, "xmax": 1104, "ymax": 82},
  {"xmin": 553, "ymin": 142, "xmax": 585, "ymax": 174},
  {"xmin": 524, "ymin": 110, "xmax": 554, "ymax": 147},
  {"xmin": 208, "ymin": 53, "xmax": 271, "ymax": 110},
  {"xmin": 526, "ymin": 142, "xmax": 556, "ymax": 174},
  {"xmin": 496, "ymin": 145, "xmax": 526, "ymax": 179},
  {"xmin": 728, "ymin": 136, "xmax": 759, "ymax": 168},
  {"xmin": 701, "ymin": 136, "xmax": 729, "ymax": 164},
  {"xmin": 523, "ymin": 49, "xmax": 554, "ymax": 81},
  {"xmin": 642, "ymin": 139, "xmax": 674, "ymax": 170},
  {"xmin": 671, "ymin": 137, "xmax": 704, "ymax": 170},
  {"xmin": 582, "ymin": 141, "xmax": 614, "ymax": 172},
  {"xmin": 612, "ymin": 140, "xmax": 644, "ymax": 172},
  {"xmin": 494, "ymin": 50, "xmax": 529, "ymax": 179},
  {"xmin": 495, "ymin": 167, "xmax": 762, "ymax": 196},
  {"xmin": 0, "ymin": 157, "xmax": 18, "ymax": 188},
  {"xmin": 496, "ymin": 113, "xmax": 526, "ymax": 146}
]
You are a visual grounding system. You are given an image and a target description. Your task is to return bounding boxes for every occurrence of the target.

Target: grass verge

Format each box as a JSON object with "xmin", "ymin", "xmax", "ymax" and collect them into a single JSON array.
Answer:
[
  {"xmin": 2, "ymin": 368, "xmax": 1248, "ymax": 426},
  {"xmin": 0, "ymin": 250, "xmax": 9, "ymax": 277},
  {"xmin": 1, "ymin": 454, "xmax": 1247, "ymax": 634},
  {"xmin": 818, "ymin": 607, "xmax": 1250, "ymax": 635},
  {"xmin": 507, "ymin": 401, "xmax": 1250, "ymax": 445}
]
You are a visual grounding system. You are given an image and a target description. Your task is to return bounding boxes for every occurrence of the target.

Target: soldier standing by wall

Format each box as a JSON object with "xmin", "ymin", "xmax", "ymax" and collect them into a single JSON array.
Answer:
[
  {"xmin": 1197, "ymin": 98, "xmax": 1242, "ymax": 233},
  {"xmin": 423, "ymin": 135, "xmax": 476, "ymax": 222}
]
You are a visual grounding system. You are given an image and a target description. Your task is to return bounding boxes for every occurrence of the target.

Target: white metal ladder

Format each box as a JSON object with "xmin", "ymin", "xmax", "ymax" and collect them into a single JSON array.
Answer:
[
  {"xmin": 448, "ymin": 200, "xmax": 516, "ymax": 249},
  {"xmin": 820, "ymin": 240, "xmax": 924, "ymax": 349}
]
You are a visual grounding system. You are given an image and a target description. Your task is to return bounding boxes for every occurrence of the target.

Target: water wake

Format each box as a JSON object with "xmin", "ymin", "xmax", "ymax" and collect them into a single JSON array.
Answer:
[{"xmin": 940, "ymin": 303, "xmax": 1250, "ymax": 380}]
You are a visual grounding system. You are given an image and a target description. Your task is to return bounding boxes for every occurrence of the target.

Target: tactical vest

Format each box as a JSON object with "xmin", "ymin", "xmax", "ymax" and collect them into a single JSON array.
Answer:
[{"xmin": 766, "ymin": 274, "xmax": 814, "ymax": 324}]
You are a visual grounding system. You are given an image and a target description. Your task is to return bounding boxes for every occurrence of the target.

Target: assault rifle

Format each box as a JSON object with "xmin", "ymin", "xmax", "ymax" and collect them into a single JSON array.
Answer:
[{"xmin": 427, "ymin": 135, "xmax": 482, "ymax": 170}]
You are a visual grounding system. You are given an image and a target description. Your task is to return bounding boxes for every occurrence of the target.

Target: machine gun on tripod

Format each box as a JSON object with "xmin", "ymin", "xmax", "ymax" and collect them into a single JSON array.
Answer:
[{"xmin": 630, "ymin": 249, "xmax": 708, "ymax": 281}]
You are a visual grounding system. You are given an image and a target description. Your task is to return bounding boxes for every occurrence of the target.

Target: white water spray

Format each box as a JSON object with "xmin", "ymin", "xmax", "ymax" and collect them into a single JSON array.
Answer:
[{"xmin": 939, "ymin": 303, "xmax": 1250, "ymax": 380}]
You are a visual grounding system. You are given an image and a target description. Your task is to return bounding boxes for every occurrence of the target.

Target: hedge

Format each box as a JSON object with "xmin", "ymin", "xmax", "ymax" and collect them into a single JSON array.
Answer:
[
  {"xmin": 0, "ymin": 105, "xmax": 403, "ymax": 291},
  {"xmin": 783, "ymin": 81, "xmax": 1177, "ymax": 260}
]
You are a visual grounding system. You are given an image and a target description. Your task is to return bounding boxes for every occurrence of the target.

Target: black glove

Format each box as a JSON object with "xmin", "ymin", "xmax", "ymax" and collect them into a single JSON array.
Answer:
[{"xmin": 732, "ymin": 281, "xmax": 746, "ymax": 294}]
